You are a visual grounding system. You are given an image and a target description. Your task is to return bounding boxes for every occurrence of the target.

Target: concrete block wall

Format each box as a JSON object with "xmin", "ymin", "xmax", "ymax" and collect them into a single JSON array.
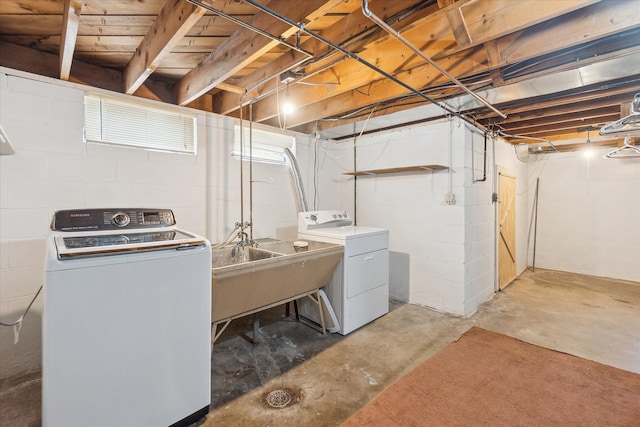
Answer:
[
  {"xmin": 462, "ymin": 128, "xmax": 496, "ymax": 314},
  {"xmin": 0, "ymin": 70, "xmax": 331, "ymax": 379},
  {"xmin": 527, "ymin": 148, "xmax": 640, "ymax": 282},
  {"xmin": 332, "ymin": 120, "xmax": 501, "ymax": 316},
  {"xmin": 0, "ymin": 72, "xmax": 210, "ymax": 379}
]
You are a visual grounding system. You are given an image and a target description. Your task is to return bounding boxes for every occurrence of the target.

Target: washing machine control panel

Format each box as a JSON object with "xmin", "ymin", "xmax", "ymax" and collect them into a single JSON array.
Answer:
[
  {"xmin": 52, "ymin": 208, "xmax": 176, "ymax": 231},
  {"xmin": 298, "ymin": 210, "xmax": 352, "ymax": 231}
]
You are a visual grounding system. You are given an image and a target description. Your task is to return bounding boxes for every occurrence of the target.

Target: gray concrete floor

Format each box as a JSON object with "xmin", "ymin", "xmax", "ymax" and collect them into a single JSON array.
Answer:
[{"xmin": 1, "ymin": 268, "xmax": 639, "ymax": 427}]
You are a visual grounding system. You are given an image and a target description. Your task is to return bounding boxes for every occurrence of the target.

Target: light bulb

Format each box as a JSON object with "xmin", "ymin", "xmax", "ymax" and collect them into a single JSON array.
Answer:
[
  {"xmin": 282, "ymin": 82, "xmax": 294, "ymax": 115},
  {"xmin": 282, "ymin": 100, "xmax": 294, "ymax": 115}
]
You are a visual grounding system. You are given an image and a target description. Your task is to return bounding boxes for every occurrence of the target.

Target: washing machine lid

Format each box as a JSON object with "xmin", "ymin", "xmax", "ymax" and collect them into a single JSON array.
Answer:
[{"xmin": 53, "ymin": 229, "xmax": 206, "ymax": 259}]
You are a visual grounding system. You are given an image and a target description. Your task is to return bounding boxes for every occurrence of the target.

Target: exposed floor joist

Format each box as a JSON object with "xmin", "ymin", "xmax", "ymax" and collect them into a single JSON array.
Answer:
[
  {"xmin": 59, "ymin": 0, "xmax": 82, "ymax": 80},
  {"xmin": 124, "ymin": 0, "xmax": 206, "ymax": 94}
]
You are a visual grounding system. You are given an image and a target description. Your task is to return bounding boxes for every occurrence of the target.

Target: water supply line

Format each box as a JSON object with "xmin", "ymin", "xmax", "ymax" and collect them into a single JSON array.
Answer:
[
  {"xmin": 361, "ymin": 0, "xmax": 507, "ymax": 120},
  {"xmin": 243, "ymin": 0, "xmax": 482, "ymax": 130},
  {"xmin": 235, "ymin": 98, "xmax": 252, "ymax": 248},
  {"xmin": 249, "ymin": 101, "xmax": 254, "ymax": 242},
  {"xmin": 239, "ymin": 102, "xmax": 245, "ymax": 235}
]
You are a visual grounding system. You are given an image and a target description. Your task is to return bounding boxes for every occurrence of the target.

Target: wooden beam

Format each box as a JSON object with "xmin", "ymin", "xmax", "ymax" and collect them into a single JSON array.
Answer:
[
  {"xmin": 445, "ymin": 6, "xmax": 472, "ymax": 47},
  {"xmin": 262, "ymin": 1, "xmax": 639, "ymax": 130},
  {"xmin": 475, "ymin": 81, "xmax": 640, "ymax": 122},
  {"xmin": 216, "ymin": 82, "xmax": 246, "ymax": 95},
  {"xmin": 59, "ymin": 0, "xmax": 82, "ymax": 80},
  {"xmin": 0, "ymin": 41, "xmax": 175, "ymax": 104},
  {"xmin": 245, "ymin": 0, "xmax": 603, "ymax": 125},
  {"xmin": 215, "ymin": 0, "xmax": 439, "ymax": 114},
  {"xmin": 454, "ymin": 0, "xmax": 600, "ymax": 52},
  {"xmin": 504, "ymin": 114, "xmax": 620, "ymax": 136},
  {"xmin": 175, "ymin": 0, "xmax": 336, "ymax": 106},
  {"xmin": 124, "ymin": 0, "xmax": 206, "ymax": 94},
  {"xmin": 526, "ymin": 139, "xmax": 621, "ymax": 151},
  {"xmin": 503, "ymin": 107, "xmax": 619, "ymax": 130},
  {"xmin": 468, "ymin": 0, "xmax": 640, "ymax": 68},
  {"xmin": 249, "ymin": 43, "xmax": 487, "ymax": 124}
]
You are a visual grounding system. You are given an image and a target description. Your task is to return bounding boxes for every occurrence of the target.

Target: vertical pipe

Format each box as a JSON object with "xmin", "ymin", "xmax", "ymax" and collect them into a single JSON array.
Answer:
[
  {"xmin": 482, "ymin": 131, "xmax": 487, "ymax": 182},
  {"xmin": 353, "ymin": 123, "xmax": 358, "ymax": 226},
  {"xmin": 249, "ymin": 101, "xmax": 254, "ymax": 242},
  {"xmin": 239, "ymin": 104, "xmax": 244, "ymax": 232},
  {"xmin": 492, "ymin": 135, "xmax": 499, "ymax": 292},
  {"xmin": 532, "ymin": 178, "xmax": 540, "ymax": 272}
]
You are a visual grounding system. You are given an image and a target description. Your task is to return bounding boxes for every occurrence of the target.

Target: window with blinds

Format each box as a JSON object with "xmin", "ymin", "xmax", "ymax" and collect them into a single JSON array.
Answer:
[
  {"xmin": 233, "ymin": 124, "xmax": 295, "ymax": 164},
  {"xmin": 84, "ymin": 93, "xmax": 197, "ymax": 154}
]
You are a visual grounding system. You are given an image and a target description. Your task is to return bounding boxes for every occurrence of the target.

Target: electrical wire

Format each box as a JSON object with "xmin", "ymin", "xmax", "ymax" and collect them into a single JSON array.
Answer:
[
  {"xmin": 0, "ymin": 285, "xmax": 42, "ymax": 327},
  {"xmin": 275, "ymin": 75, "xmax": 286, "ymax": 130}
]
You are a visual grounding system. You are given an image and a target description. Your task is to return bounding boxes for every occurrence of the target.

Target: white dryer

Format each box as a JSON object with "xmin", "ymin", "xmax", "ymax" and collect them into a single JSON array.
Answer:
[{"xmin": 298, "ymin": 210, "xmax": 389, "ymax": 335}]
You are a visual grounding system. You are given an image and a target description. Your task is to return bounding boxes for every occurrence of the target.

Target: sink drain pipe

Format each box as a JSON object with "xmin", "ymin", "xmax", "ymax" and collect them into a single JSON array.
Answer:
[{"xmin": 243, "ymin": 0, "xmax": 480, "ymax": 129}]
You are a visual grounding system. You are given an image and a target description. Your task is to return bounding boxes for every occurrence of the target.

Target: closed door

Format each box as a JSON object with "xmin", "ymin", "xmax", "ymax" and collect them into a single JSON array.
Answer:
[{"xmin": 498, "ymin": 171, "xmax": 516, "ymax": 290}]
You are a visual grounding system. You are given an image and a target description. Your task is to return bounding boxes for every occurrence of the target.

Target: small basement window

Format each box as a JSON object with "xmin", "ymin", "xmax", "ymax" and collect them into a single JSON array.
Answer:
[
  {"xmin": 84, "ymin": 93, "xmax": 197, "ymax": 154},
  {"xmin": 233, "ymin": 123, "xmax": 295, "ymax": 164}
]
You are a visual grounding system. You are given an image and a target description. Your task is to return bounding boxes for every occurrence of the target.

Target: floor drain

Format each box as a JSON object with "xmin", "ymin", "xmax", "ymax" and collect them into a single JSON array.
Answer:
[{"xmin": 265, "ymin": 389, "xmax": 292, "ymax": 409}]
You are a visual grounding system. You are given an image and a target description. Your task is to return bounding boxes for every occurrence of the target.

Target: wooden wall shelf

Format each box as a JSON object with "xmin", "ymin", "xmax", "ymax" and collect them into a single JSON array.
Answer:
[{"xmin": 343, "ymin": 164, "xmax": 448, "ymax": 176}]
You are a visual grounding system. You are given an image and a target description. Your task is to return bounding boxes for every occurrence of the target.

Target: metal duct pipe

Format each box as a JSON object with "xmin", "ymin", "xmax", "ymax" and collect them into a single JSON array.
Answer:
[
  {"xmin": 283, "ymin": 147, "xmax": 309, "ymax": 212},
  {"xmin": 243, "ymin": 0, "xmax": 480, "ymax": 130},
  {"xmin": 361, "ymin": 0, "xmax": 506, "ymax": 119}
]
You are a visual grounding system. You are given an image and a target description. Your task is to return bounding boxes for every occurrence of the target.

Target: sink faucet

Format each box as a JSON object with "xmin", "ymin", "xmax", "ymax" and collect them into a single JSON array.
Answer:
[{"xmin": 234, "ymin": 221, "xmax": 257, "ymax": 248}]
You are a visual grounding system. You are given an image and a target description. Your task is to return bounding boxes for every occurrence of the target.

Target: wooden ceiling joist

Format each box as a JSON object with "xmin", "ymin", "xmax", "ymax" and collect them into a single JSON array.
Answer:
[
  {"xmin": 0, "ymin": 40, "xmax": 174, "ymax": 103},
  {"xmin": 505, "ymin": 114, "xmax": 621, "ymax": 136},
  {"xmin": 175, "ymin": 0, "xmax": 341, "ymax": 105},
  {"xmin": 214, "ymin": 0, "xmax": 436, "ymax": 115},
  {"xmin": 124, "ymin": 0, "xmax": 206, "ymax": 94},
  {"xmin": 264, "ymin": 1, "xmax": 637, "ymax": 131},
  {"xmin": 2, "ymin": 0, "xmax": 639, "ymax": 144},
  {"xmin": 501, "ymin": 107, "xmax": 620, "ymax": 131},
  {"xmin": 59, "ymin": 0, "xmax": 82, "ymax": 80}
]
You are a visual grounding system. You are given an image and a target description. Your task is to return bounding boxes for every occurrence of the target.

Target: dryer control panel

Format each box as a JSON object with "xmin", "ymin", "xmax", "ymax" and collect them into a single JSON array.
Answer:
[{"xmin": 298, "ymin": 210, "xmax": 352, "ymax": 231}]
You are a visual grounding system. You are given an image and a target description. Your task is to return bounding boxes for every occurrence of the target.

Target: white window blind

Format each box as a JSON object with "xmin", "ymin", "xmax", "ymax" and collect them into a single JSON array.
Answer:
[
  {"xmin": 233, "ymin": 124, "xmax": 295, "ymax": 164},
  {"xmin": 84, "ymin": 93, "xmax": 196, "ymax": 154}
]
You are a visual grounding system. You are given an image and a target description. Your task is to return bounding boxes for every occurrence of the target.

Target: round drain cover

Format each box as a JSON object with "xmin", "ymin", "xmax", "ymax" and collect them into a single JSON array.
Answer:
[{"xmin": 265, "ymin": 389, "xmax": 292, "ymax": 409}]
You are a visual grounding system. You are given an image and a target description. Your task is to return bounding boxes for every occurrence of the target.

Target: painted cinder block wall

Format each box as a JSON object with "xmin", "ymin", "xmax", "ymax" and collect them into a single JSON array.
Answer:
[
  {"xmin": 0, "ymin": 69, "xmax": 329, "ymax": 379},
  {"xmin": 526, "ymin": 149, "xmax": 640, "ymax": 282},
  {"xmin": 329, "ymin": 120, "xmax": 528, "ymax": 316}
]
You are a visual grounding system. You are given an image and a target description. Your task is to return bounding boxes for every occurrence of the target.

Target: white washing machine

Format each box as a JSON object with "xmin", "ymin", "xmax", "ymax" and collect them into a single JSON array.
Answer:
[
  {"xmin": 43, "ymin": 208, "xmax": 211, "ymax": 427},
  {"xmin": 298, "ymin": 210, "xmax": 389, "ymax": 335}
]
